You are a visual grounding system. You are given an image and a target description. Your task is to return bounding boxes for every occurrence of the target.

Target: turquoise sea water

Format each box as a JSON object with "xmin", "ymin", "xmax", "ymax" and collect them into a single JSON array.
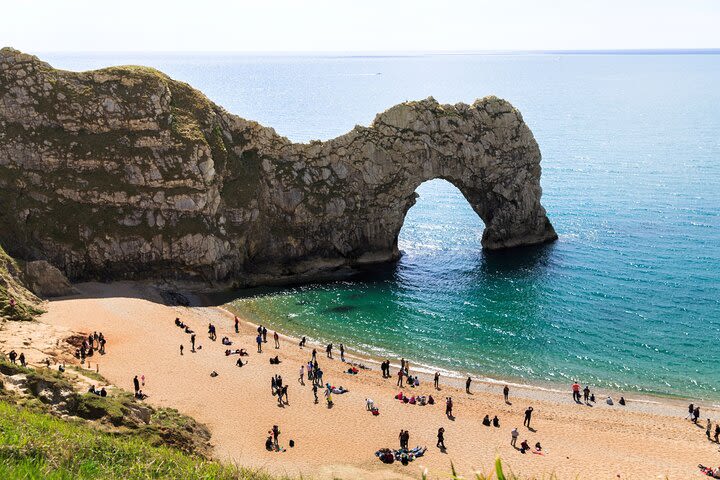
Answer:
[{"xmin": 46, "ymin": 52, "xmax": 720, "ymax": 400}]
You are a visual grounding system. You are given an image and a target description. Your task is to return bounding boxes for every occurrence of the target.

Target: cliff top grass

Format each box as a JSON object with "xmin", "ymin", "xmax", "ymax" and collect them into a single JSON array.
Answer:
[{"xmin": 0, "ymin": 399, "xmax": 281, "ymax": 480}]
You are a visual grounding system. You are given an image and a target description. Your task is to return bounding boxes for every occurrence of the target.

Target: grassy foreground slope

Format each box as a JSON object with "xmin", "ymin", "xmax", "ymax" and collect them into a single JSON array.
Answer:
[{"xmin": 0, "ymin": 400, "xmax": 280, "ymax": 480}]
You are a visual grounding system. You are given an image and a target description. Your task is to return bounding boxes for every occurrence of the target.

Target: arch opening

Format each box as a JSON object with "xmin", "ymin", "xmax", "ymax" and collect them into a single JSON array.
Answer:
[{"xmin": 396, "ymin": 179, "xmax": 485, "ymax": 261}]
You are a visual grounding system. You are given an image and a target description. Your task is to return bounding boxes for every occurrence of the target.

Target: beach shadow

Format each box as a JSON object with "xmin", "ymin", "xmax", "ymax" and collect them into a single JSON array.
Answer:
[
  {"xmin": 447, "ymin": 414, "xmax": 456, "ymax": 421},
  {"xmin": 527, "ymin": 427, "xmax": 537, "ymax": 433},
  {"xmin": 505, "ymin": 401, "xmax": 512, "ymax": 406},
  {"xmin": 438, "ymin": 447, "xmax": 447, "ymax": 454}
]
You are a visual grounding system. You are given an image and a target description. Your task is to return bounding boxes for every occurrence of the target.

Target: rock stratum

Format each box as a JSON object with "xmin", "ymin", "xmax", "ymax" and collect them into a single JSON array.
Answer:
[{"xmin": 0, "ymin": 48, "xmax": 556, "ymax": 286}]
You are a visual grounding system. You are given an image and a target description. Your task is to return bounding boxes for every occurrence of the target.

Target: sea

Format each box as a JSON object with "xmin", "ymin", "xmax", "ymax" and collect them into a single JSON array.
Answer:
[{"xmin": 44, "ymin": 51, "xmax": 720, "ymax": 401}]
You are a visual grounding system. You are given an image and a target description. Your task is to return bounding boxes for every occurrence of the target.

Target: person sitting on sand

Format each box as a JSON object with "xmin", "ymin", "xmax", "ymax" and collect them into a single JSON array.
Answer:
[
  {"xmin": 236, "ymin": 358, "xmax": 245, "ymax": 367},
  {"xmin": 269, "ymin": 356, "xmax": 281, "ymax": 365},
  {"xmin": 520, "ymin": 439, "xmax": 530, "ymax": 453},
  {"xmin": 493, "ymin": 415, "xmax": 500, "ymax": 427},
  {"xmin": 299, "ymin": 336, "xmax": 306, "ymax": 348},
  {"xmin": 619, "ymin": 396, "xmax": 626, "ymax": 406},
  {"xmin": 482, "ymin": 415, "xmax": 491, "ymax": 426},
  {"xmin": 100, "ymin": 387, "xmax": 107, "ymax": 397},
  {"xmin": 590, "ymin": 393, "xmax": 596, "ymax": 402},
  {"xmin": 221, "ymin": 337, "xmax": 232, "ymax": 345},
  {"xmin": 606, "ymin": 396, "xmax": 614, "ymax": 405},
  {"xmin": 210, "ymin": 370, "xmax": 218, "ymax": 377}
]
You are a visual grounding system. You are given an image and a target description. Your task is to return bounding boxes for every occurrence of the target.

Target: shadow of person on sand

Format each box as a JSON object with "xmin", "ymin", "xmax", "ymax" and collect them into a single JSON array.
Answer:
[{"xmin": 527, "ymin": 427, "xmax": 537, "ymax": 433}]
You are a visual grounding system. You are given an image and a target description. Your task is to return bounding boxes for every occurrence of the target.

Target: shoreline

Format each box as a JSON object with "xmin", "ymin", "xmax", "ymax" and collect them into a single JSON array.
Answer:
[{"xmin": 221, "ymin": 302, "xmax": 718, "ymax": 412}]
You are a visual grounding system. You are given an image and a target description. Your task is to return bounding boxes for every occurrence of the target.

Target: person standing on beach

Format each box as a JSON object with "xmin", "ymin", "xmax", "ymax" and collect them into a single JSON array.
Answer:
[
  {"xmin": 234, "ymin": 316, "xmax": 239, "ymax": 333},
  {"xmin": 445, "ymin": 397, "xmax": 453, "ymax": 418},
  {"xmin": 466, "ymin": 376, "xmax": 472, "ymax": 394},
  {"xmin": 707, "ymin": 419, "xmax": 713, "ymax": 440},
  {"xmin": 339, "ymin": 344, "xmax": 345, "ymax": 362},
  {"xmin": 256, "ymin": 334, "xmax": 263, "ymax": 353},
  {"xmin": 714, "ymin": 423, "xmax": 720, "ymax": 443},
  {"xmin": 180, "ymin": 344, "xmax": 184, "ymax": 355},
  {"xmin": 687, "ymin": 403, "xmax": 695, "ymax": 420},
  {"xmin": 19, "ymin": 353, "xmax": 26, "ymax": 367},
  {"xmin": 572, "ymin": 381, "xmax": 581, "ymax": 402},
  {"xmin": 503, "ymin": 385, "xmax": 510, "ymax": 403},
  {"xmin": 299, "ymin": 336, "xmax": 306, "ymax": 348},
  {"xmin": 694, "ymin": 406, "xmax": 701, "ymax": 424},
  {"xmin": 299, "ymin": 365, "xmax": 304, "ymax": 385},
  {"xmin": 326, "ymin": 343, "xmax": 333, "ymax": 359},
  {"xmin": 274, "ymin": 331, "xmax": 280, "ymax": 349},
  {"xmin": 133, "ymin": 375, "xmax": 140, "ymax": 394},
  {"xmin": 511, "ymin": 427, "xmax": 519, "ymax": 448},
  {"xmin": 312, "ymin": 383, "xmax": 319, "ymax": 403},
  {"xmin": 262, "ymin": 326, "xmax": 268, "ymax": 343},
  {"xmin": 311, "ymin": 349, "xmax": 317, "ymax": 362},
  {"xmin": 436, "ymin": 427, "xmax": 446, "ymax": 450},
  {"xmin": 397, "ymin": 368, "xmax": 404, "ymax": 387},
  {"xmin": 191, "ymin": 334, "xmax": 196, "ymax": 352},
  {"xmin": 434, "ymin": 372, "xmax": 440, "ymax": 389},
  {"xmin": 583, "ymin": 385, "xmax": 590, "ymax": 403},
  {"xmin": 524, "ymin": 407, "xmax": 534, "ymax": 428}
]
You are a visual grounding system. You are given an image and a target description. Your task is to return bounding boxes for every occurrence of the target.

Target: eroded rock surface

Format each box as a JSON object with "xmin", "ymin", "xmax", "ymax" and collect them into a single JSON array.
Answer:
[{"xmin": 0, "ymin": 48, "xmax": 556, "ymax": 285}]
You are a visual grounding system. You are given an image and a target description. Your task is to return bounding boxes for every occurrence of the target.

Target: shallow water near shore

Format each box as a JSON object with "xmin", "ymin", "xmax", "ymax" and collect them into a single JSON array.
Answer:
[{"xmin": 46, "ymin": 52, "xmax": 720, "ymax": 401}]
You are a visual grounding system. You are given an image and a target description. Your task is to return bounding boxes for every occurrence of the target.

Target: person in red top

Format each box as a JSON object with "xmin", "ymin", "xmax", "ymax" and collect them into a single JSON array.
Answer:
[{"xmin": 572, "ymin": 382, "xmax": 581, "ymax": 402}]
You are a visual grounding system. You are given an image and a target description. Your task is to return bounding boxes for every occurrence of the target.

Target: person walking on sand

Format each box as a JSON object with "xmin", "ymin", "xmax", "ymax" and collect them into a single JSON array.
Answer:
[
  {"xmin": 466, "ymin": 376, "xmax": 472, "ymax": 394},
  {"xmin": 274, "ymin": 331, "xmax": 280, "ymax": 349},
  {"xmin": 503, "ymin": 384, "xmax": 510, "ymax": 403},
  {"xmin": 340, "ymin": 344, "xmax": 345, "ymax": 362},
  {"xmin": 686, "ymin": 403, "xmax": 695, "ymax": 420},
  {"xmin": 583, "ymin": 385, "xmax": 590, "ymax": 403},
  {"xmin": 299, "ymin": 365, "xmax": 305, "ymax": 385},
  {"xmin": 714, "ymin": 423, "xmax": 720, "ymax": 443},
  {"xmin": 511, "ymin": 427, "xmax": 519, "ymax": 448},
  {"xmin": 133, "ymin": 375, "xmax": 140, "ymax": 394},
  {"xmin": 326, "ymin": 343, "xmax": 333, "ymax": 359},
  {"xmin": 694, "ymin": 406, "xmax": 701, "ymax": 424},
  {"xmin": 190, "ymin": 333, "xmax": 196, "ymax": 352},
  {"xmin": 436, "ymin": 427, "xmax": 446, "ymax": 450},
  {"xmin": 256, "ymin": 334, "xmax": 263, "ymax": 353},
  {"xmin": 445, "ymin": 397, "xmax": 453, "ymax": 418},
  {"xmin": 397, "ymin": 368, "xmax": 404, "ymax": 387},
  {"xmin": 234, "ymin": 316, "xmax": 239, "ymax": 333},
  {"xmin": 262, "ymin": 326, "xmax": 268, "ymax": 343},
  {"xmin": 312, "ymin": 383, "xmax": 319, "ymax": 403},
  {"xmin": 434, "ymin": 371, "xmax": 440, "ymax": 389},
  {"xmin": 180, "ymin": 344, "xmax": 184, "ymax": 355},
  {"xmin": 311, "ymin": 348, "xmax": 317, "ymax": 362},
  {"xmin": 524, "ymin": 407, "xmax": 534, "ymax": 428}
]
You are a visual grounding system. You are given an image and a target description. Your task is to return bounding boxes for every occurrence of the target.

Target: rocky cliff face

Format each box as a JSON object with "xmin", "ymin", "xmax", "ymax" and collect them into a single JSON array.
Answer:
[{"xmin": 0, "ymin": 48, "xmax": 557, "ymax": 285}]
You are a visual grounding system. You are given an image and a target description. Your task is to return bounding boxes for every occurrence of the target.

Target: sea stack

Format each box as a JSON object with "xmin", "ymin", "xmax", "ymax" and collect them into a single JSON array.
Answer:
[{"xmin": 0, "ymin": 47, "xmax": 557, "ymax": 285}]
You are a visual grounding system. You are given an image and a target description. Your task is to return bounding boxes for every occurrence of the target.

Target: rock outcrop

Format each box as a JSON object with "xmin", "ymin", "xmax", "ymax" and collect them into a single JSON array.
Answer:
[
  {"xmin": 0, "ymin": 48, "xmax": 557, "ymax": 285},
  {"xmin": 23, "ymin": 260, "xmax": 77, "ymax": 297}
]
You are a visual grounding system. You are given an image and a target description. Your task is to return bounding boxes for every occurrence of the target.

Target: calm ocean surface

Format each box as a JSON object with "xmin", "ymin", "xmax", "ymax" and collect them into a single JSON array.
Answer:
[{"xmin": 46, "ymin": 52, "xmax": 720, "ymax": 400}]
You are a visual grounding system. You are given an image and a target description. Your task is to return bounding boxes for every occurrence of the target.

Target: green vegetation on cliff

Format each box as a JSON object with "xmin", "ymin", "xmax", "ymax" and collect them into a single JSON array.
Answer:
[
  {"xmin": 0, "ymin": 399, "xmax": 276, "ymax": 480},
  {"xmin": 0, "ymin": 245, "xmax": 43, "ymax": 321}
]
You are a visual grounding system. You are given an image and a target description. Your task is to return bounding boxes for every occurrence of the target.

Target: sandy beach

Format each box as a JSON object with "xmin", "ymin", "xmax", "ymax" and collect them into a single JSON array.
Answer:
[{"xmin": 3, "ymin": 281, "xmax": 719, "ymax": 480}]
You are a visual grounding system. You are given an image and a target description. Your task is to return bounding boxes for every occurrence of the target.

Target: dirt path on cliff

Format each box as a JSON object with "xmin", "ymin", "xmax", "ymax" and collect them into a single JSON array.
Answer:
[{"xmin": 8, "ymin": 281, "xmax": 719, "ymax": 480}]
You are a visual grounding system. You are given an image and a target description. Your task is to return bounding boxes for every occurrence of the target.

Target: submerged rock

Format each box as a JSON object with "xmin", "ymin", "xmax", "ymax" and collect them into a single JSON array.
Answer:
[{"xmin": 0, "ymin": 48, "xmax": 557, "ymax": 286}]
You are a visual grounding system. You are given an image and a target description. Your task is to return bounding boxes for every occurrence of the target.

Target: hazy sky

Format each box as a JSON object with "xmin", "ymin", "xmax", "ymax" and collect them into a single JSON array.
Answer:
[{"xmin": 4, "ymin": 0, "xmax": 720, "ymax": 52}]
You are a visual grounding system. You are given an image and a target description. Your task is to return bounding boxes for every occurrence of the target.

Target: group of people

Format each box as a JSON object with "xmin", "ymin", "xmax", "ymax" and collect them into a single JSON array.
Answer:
[
  {"xmin": 271, "ymin": 374, "xmax": 289, "ymax": 406},
  {"xmin": 7, "ymin": 349, "xmax": 26, "ymax": 367},
  {"xmin": 74, "ymin": 331, "xmax": 106, "ymax": 361},
  {"xmin": 688, "ymin": 403, "xmax": 720, "ymax": 444},
  {"xmin": 88, "ymin": 384, "xmax": 107, "ymax": 397}
]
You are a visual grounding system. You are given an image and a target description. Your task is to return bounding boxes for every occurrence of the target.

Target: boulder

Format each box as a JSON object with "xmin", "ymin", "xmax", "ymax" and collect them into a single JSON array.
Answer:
[{"xmin": 24, "ymin": 261, "xmax": 78, "ymax": 297}]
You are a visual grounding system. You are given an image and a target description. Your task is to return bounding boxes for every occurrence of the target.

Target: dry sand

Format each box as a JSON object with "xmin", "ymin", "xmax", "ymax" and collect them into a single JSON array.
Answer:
[{"xmin": 2, "ymin": 281, "xmax": 719, "ymax": 479}]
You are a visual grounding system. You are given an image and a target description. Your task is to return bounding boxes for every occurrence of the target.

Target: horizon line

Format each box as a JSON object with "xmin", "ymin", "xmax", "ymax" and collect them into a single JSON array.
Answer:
[{"xmin": 26, "ymin": 47, "xmax": 720, "ymax": 56}]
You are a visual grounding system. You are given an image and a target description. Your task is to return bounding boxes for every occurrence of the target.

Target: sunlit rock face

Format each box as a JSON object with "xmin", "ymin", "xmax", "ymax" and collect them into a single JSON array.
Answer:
[{"xmin": 0, "ymin": 48, "xmax": 556, "ymax": 285}]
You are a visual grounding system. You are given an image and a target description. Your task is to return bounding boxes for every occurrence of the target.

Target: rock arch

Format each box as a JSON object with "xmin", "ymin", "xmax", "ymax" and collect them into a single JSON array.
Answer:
[{"xmin": 0, "ymin": 48, "xmax": 557, "ymax": 285}]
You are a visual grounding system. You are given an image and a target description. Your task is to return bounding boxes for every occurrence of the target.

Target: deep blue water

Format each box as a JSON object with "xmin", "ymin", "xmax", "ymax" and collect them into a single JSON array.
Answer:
[{"xmin": 45, "ymin": 52, "xmax": 720, "ymax": 400}]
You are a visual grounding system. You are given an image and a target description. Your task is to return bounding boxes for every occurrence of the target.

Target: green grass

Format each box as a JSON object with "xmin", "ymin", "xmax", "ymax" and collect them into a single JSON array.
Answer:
[{"xmin": 0, "ymin": 400, "xmax": 282, "ymax": 480}]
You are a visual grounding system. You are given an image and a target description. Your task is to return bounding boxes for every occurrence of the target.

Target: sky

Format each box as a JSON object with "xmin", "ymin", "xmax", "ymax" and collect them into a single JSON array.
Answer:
[{"xmin": 3, "ymin": 0, "xmax": 720, "ymax": 53}]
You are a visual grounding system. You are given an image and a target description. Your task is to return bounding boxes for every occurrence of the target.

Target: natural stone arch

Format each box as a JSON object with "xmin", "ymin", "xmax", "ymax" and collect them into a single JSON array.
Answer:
[{"xmin": 0, "ymin": 48, "xmax": 557, "ymax": 285}]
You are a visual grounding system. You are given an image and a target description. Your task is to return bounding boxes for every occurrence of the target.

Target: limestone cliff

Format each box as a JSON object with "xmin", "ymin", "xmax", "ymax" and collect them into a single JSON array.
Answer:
[{"xmin": 0, "ymin": 48, "xmax": 557, "ymax": 285}]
